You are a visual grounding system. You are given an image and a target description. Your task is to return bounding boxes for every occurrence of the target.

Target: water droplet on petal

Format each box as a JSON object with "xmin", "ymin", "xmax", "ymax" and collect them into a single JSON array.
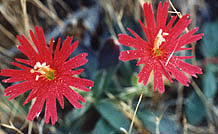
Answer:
[
  {"xmin": 35, "ymin": 75, "xmax": 39, "ymax": 81},
  {"xmin": 36, "ymin": 112, "xmax": 41, "ymax": 118}
]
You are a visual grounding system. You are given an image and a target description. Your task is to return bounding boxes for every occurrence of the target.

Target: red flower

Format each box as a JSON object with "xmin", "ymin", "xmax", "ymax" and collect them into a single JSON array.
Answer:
[
  {"xmin": 119, "ymin": 1, "xmax": 203, "ymax": 93},
  {"xmin": 0, "ymin": 26, "xmax": 93, "ymax": 125}
]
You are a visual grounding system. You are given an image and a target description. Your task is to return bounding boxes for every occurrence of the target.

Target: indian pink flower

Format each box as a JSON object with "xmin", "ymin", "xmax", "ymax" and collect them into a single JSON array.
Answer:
[
  {"xmin": 119, "ymin": 1, "xmax": 203, "ymax": 93},
  {"xmin": 0, "ymin": 26, "xmax": 93, "ymax": 125}
]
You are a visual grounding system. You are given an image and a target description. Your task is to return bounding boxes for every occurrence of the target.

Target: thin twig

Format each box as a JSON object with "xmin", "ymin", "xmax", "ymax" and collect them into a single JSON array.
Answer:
[
  {"xmin": 37, "ymin": 119, "xmax": 45, "ymax": 134},
  {"xmin": 128, "ymin": 91, "xmax": 143, "ymax": 134},
  {"xmin": 0, "ymin": 122, "xmax": 24, "ymax": 134},
  {"xmin": 28, "ymin": 121, "xmax": 33, "ymax": 134},
  {"xmin": 155, "ymin": 116, "xmax": 160, "ymax": 134},
  {"xmin": 119, "ymin": 100, "xmax": 149, "ymax": 134},
  {"xmin": 105, "ymin": 91, "xmax": 149, "ymax": 134},
  {"xmin": 187, "ymin": 123, "xmax": 211, "ymax": 133},
  {"xmin": 155, "ymin": 104, "xmax": 169, "ymax": 134},
  {"xmin": 20, "ymin": 0, "xmax": 29, "ymax": 37},
  {"xmin": 175, "ymin": 84, "xmax": 184, "ymax": 122},
  {"xmin": 120, "ymin": 127, "xmax": 128, "ymax": 134},
  {"xmin": 0, "ymin": 1, "xmax": 22, "ymax": 33},
  {"xmin": 191, "ymin": 80, "xmax": 218, "ymax": 118},
  {"xmin": 116, "ymin": 9, "xmax": 127, "ymax": 35},
  {"xmin": 168, "ymin": 0, "xmax": 182, "ymax": 18},
  {"xmin": 168, "ymin": 0, "xmax": 197, "ymax": 65},
  {"xmin": 0, "ymin": 83, "xmax": 5, "ymax": 92},
  {"xmin": 28, "ymin": 0, "xmax": 63, "ymax": 26},
  {"xmin": 165, "ymin": 38, "xmax": 180, "ymax": 66},
  {"xmin": 0, "ymin": 24, "xmax": 17, "ymax": 44},
  {"xmin": 183, "ymin": 114, "xmax": 188, "ymax": 134},
  {"xmin": 47, "ymin": 0, "xmax": 57, "ymax": 15}
]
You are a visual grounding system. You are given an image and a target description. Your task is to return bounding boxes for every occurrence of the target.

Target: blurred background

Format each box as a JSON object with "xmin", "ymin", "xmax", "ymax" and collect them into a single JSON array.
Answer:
[{"xmin": 0, "ymin": 0, "xmax": 218, "ymax": 134}]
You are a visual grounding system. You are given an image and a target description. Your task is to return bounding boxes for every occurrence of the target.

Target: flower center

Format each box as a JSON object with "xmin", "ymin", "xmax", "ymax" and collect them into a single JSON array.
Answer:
[
  {"xmin": 152, "ymin": 29, "xmax": 168, "ymax": 57},
  {"xmin": 30, "ymin": 62, "xmax": 55, "ymax": 81},
  {"xmin": 154, "ymin": 49, "xmax": 162, "ymax": 57}
]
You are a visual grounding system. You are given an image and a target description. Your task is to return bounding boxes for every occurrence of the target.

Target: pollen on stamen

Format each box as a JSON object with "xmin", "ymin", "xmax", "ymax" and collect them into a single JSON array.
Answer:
[
  {"xmin": 30, "ymin": 62, "xmax": 55, "ymax": 81},
  {"xmin": 34, "ymin": 62, "xmax": 41, "ymax": 69},
  {"xmin": 163, "ymin": 32, "xmax": 169, "ymax": 36},
  {"xmin": 30, "ymin": 69, "xmax": 35, "ymax": 73},
  {"xmin": 152, "ymin": 29, "xmax": 169, "ymax": 57},
  {"xmin": 154, "ymin": 29, "xmax": 169, "ymax": 49},
  {"xmin": 41, "ymin": 62, "xmax": 46, "ymax": 67}
]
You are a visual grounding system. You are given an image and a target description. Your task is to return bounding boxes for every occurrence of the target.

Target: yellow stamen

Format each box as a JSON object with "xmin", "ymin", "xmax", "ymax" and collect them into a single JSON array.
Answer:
[
  {"xmin": 153, "ymin": 29, "xmax": 168, "ymax": 57},
  {"xmin": 30, "ymin": 62, "xmax": 55, "ymax": 80}
]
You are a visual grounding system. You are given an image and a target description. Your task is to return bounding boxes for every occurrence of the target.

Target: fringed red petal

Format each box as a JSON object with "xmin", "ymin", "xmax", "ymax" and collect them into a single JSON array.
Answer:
[
  {"xmin": 45, "ymin": 95, "xmax": 57, "ymax": 125},
  {"xmin": 63, "ymin": 53, "xmax": 88, "ymax": 70},
  {"xmin": 0, "ymin": 26, "xmax": 93, "ymax": 125},
  {"xmin": 137, "ymin": 60, "xmax": 154, "ymax": 86},
  {"xmin": 27, "ymin": 96, "xmax": 46, "ymax": 121},
  {"xmin": 154, "ymin": 64, "xmax": 165, "ymax": 93},
  {"xmin": 118, "ymin": 1, "xmax": 203, "ymax": 93},
  {"xmin": 119, "ymin": 50, "xmax": 149, "ymax": 62}
]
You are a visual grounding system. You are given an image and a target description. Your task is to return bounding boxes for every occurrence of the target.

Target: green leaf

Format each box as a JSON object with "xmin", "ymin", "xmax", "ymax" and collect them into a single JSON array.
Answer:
[
  {"xmin": 95, "ymin": 99, "xmax": 130, "ymax": 132},
  {"xmin": 73, "ymin": 47, "xmax": 98, "ymax": 78},
  {"xmin": 65, "ymin": 102, "xmax": 91, "ymax": 124},
  {"xmin": 185, "ymin": 92, "xmax": 206, "ymax": 125},
  {"xmin": 118, "ymin": 87, "xmax": 140, "ymax": 101},
  {"xmin": 118, "ymin": 62, "xmax": 133, "ymax": 87},
  {"xmin": 92, "ymin": 68, "xmax": 114, "ymax": 99},
  {"xmin": 138, "ymin": 109, "xmax": 181, "ymax": 134},
  {"xmin": 93, "ymin": 118, "xmax": 122, "ymax": 134},
  {"xmin": 203, "ymin": 65, "xmax": 217, "ymax": 99},
  {"xmin": 202, "ymin": 20, "xmax": 218, "ymax": 57},
  {"xmin": 118, "ymin": 87, "xmax": 152, "ymax": 102},
  {"xmin": 92, "ymin": 71, "xmax": 106, "ymax": 99},
  {"xmin": 131, "ymin": 72, "xmax": 138, "ymax": 87}
]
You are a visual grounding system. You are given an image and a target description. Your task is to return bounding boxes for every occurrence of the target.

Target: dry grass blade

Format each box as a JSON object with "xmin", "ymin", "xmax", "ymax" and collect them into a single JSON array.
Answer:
[
  {"xmin": 168, "ymin": 0, "xmax": 197, "ymax": 65},
  {"xmin": 28, "ymin": 121, "xmax": 33, "ymax": 134},
  {"xmin": 128, "ymin": 92, "xmax": 143, "ymax": 134},
  {"xmin": 20, "ymin": 0, "xmax": 29, "ymax": 36},
  {"xmin": 0, "ymin": 84, "xmax": 27, "ymax": 127},
  {"xmin": 0, "ymin": 24, "xmax": 16, "ymax": 43},
  {"xmin": 191, "ymin": 80, "xmax": 218, "ymax": 118},
  {"xmin": 105, "ymin": 92, "xmax": 150, "ymax": 134},
  {"xmin": 175, "ymin": 84, "xmax": 184, "ymax": 122},
  {"xmin": 0, "ymin": 45, "xmax": 14, "ymax": 58},
  {"xmin": 28, "ymin": 0, "xmax": 63, "ymax": 26},
  {"xmin": 0, "ymin": 122, "xmax": 24, "ymax": 134},
  {"xmin": 0, "ymin": 0, "xmax": 24, "ymax": 34}
]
